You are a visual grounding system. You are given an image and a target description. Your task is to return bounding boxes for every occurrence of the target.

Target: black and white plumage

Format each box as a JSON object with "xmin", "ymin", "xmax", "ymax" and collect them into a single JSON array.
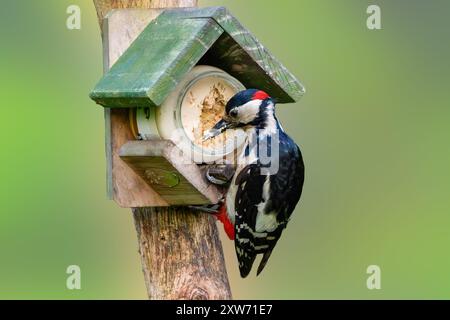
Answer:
[{"xmin": 203, "ymin": 89, "xmax": 305, "ymax": 277}]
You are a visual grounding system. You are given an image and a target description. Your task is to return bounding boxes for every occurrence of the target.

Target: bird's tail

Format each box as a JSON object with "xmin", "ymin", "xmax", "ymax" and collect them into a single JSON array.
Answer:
[
  {"xmin": 256, "ymin": 248, "xmax": 274, "ymax": 276},
  {"xmin": 238, "ymin": 251, "xmax": 257, "ymax": 278}
]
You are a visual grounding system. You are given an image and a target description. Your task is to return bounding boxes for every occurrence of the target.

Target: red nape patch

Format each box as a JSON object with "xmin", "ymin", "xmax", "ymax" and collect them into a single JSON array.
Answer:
[
  {"xmin": 215, "ymin": 203, "xmax": 235, "ymax": 240},
  {"xmin": 252, "ymin": 90, "xmax": 270, "ymax": 101}
]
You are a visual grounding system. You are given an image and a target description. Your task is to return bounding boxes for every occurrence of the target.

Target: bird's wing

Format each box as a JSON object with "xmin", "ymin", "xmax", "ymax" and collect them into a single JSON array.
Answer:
[
  {"xmin": 265, "ymin": 143, "xmax": 304, "ymax": 224},
  {"xmin": 234, "ymin": 141, "xmax": 304, "ymax": 277},
  {"xmin": 256, "ymin": 144, "xmax": 304, "ymax": 275},
  {"xmin": 233, "ymin": 163, "xmax": 266, "ymax": 278}
]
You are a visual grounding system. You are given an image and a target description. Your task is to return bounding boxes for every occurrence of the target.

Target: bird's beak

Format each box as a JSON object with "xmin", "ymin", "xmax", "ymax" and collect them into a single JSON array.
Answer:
[{"xmin": 203, "ymin": 119, "xmax": 232, "ymax": 141}]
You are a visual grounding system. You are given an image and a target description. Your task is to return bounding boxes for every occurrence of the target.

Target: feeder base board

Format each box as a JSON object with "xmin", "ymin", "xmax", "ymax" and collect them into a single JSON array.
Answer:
[{"xmin": 119, "ymin": 140, "xmax": 225, "ymax": 206}]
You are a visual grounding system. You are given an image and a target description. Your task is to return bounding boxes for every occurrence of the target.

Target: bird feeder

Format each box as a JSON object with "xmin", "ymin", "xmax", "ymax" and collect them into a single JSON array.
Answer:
[{"xmin": 90, "ymin": 6, "xmax": 304, "ymax": 208}]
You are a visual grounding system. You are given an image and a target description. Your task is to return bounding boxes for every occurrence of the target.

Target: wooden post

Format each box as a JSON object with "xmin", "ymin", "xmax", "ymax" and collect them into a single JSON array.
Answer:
[{"xmin": 93, "ymin": 0, "xmax": 232, "ymax": 300}]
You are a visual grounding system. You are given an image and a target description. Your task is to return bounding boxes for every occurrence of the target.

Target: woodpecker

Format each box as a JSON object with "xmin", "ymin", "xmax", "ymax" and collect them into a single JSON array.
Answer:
[{"xmin": 203, "ymin": 89, "xmax": 305, "ymax": 278}]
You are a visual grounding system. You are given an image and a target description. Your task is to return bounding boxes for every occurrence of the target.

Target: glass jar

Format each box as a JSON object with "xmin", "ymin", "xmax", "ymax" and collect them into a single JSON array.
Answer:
[{"xmin": 130, "ymin": 65, "xmax": 246, "ymax": 164}]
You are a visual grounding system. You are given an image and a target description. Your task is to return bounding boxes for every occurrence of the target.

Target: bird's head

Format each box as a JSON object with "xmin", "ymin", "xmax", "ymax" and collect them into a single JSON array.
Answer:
[{"xmin": 203, "ymin": 89, "xmax": 275, "ymax": 141}]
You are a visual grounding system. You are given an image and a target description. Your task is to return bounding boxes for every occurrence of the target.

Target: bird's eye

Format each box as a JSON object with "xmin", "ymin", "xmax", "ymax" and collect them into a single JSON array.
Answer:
[{"xmin": 229, "ymin": 109, "xmax": 238, "ymax": 117}]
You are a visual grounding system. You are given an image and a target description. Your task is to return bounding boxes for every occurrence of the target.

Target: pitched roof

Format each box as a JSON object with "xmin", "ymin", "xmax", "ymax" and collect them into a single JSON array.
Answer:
[{"xmin": 90, "ymin": 7, "xmax": 305, "ymax": 108}]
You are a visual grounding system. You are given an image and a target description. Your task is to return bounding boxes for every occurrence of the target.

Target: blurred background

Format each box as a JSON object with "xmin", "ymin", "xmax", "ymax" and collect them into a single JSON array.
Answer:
[{"xmin": 0, "ymin": 0, "xmax": 449, "ymax": 299}]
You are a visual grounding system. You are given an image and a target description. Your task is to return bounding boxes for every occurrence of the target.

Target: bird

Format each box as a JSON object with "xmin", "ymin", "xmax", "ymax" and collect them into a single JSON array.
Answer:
[{"xmin": 203, "ymin": 89, "xmax": 305, "ymax": 278}]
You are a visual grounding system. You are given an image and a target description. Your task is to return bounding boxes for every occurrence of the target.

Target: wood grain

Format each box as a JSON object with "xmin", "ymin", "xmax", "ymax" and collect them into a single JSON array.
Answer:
[
  {"xmin": 133, "ymin": 207, "xmax": 232, "ymax": 300},
  {"xmin": 102, "ymin": 10, "xmax": 167, "ymax": 206},
  {"xmin": 110, "ymin": 109, "xmax": 168, "ymax": 207},
  {"xmin": 119, "ymin": 140, "xmax": 224, "ymax": 205},
  {"xmin": 93, "ymin": 0, "xmax": 196, "ymax": 28}
]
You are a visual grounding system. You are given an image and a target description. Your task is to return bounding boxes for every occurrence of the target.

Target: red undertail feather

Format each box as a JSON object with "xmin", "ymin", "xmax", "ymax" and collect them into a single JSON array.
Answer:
[{"xmin": 215, "ymin": 203, "xmax": 235, "ymax": 240}]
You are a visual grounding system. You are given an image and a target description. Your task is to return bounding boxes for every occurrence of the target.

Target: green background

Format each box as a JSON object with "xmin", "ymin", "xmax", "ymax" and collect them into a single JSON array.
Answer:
[{"xmin": 1, "ymin": 0, "xmax": 449, "ymax": 299}]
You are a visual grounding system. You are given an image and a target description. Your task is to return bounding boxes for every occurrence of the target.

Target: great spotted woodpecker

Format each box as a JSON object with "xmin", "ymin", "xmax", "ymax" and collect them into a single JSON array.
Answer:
[{"xmin": 203, "ymin": 89, "xmax": 305, "ymax": 278}]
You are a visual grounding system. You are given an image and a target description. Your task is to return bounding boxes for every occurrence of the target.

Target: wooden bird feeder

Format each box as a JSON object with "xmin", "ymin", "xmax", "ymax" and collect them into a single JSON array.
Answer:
[
  {"xmin": 90, "ymin": 0, "xmax": 304, "ymax": 300},
  {"xmin": 89, "ymin": 6, "xmax": 304, "ymax": 208}
]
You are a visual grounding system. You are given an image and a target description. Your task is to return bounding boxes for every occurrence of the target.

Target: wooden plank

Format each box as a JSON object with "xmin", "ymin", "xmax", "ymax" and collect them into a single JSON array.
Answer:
[
  {"xmin": 119, "ymin": 140, "xmax": 224, "ymax": 205},
  {"xmin": 102, "ymin": 9, "xmax": 163, "ymax": 199},
  {"xmin": 102, "ymin": 9, "xmax": 168, "ymax": 207},
  {"xmin": 91, "ymin": 16, "xmax": 223, "ymax": 108},
  {"xmin": 165, "ymin": 6, "xmax": 305, "ymax": 102},
  {"xmin": 93, "ymin": 0, "xmax": 194, "ymax": 27}
]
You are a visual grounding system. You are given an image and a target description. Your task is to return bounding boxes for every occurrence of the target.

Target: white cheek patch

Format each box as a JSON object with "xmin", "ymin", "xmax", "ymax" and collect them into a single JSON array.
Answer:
[{"xmin": 237, "ymin": 99, "xmax": 262, "ymax": 124}]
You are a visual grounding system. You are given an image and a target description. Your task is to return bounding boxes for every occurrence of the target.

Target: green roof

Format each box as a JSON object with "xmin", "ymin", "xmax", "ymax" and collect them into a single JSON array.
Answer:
[{"xmin": 90, "ymin": 7, "xmax": 305, "ymax": 108}]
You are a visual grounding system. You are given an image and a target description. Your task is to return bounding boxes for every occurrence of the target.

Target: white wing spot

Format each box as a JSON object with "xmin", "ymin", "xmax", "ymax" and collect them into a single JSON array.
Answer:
[
  {"xmin": 254, "ymin": 244, "xmax": 270, "ymax": 250},
  {"xmin": 256, "ymin": 212, "xmax": 279, "ymax": 233}
]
